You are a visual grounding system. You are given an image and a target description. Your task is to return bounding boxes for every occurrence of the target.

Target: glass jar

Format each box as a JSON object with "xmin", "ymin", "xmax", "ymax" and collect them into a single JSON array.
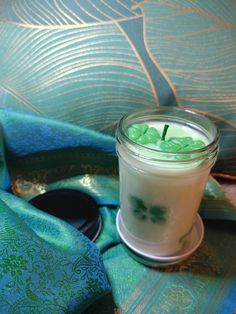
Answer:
[{"xmin": 116, "ymin": 108, "xmax": 219, "ymax": 259}]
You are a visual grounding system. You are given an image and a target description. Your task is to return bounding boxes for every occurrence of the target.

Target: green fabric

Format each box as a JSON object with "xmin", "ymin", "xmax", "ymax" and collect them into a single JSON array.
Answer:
[
  {"xmin": 200, "ymin": 177, "xmax": 236, "ymax": 221},
  {"xmin": 0, "ymin": 110, "xmax": 235, "ymax": 313},
  {"xmin": 0, "ymin": 0, "xmax": 235, "ymax": 175},
  {"xmin": 99, "ymin": 217, "xmax": 236, "ymax": 314},
  {"xmin": 0, "ymin": 189, "xmax": 111, "ymax": 313},
  {"xmin": 0, "ymin": 111, "xmax": 115, "ymax": 313}
]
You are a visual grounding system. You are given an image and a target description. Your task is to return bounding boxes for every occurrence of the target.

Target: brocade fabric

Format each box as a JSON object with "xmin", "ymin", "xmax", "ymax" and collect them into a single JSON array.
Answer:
[{"xmin": 0, "ymin": 110, "xmax": 235, "ymax": 313}]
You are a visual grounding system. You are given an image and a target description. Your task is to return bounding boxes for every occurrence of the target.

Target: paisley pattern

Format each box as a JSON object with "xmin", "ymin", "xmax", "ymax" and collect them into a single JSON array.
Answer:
[
  {"xmin": 99, "ymin": 209, "xmax": 236, "ymax": 314},
  {"xmin": 0, "ymin": 0, "xmax": 235, "ymax": 175},
  {"xmin": 0, "ymin": 191, "xmax": 111, "ymax": 313},
  {"xmin": 0, "ymin": 109, "xmax": 235, "ymax": 312}
]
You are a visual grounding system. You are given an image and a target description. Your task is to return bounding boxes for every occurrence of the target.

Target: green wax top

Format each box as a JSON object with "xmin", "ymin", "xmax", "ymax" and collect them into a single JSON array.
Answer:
[{"xmin": 126, "ymin": 122, "xmax": 207, "ymax": 160}]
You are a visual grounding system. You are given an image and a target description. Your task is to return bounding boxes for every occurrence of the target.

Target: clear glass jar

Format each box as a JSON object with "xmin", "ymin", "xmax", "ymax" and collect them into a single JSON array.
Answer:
[{"xmin": 116, "ymin": 108, "xmax": 219, "ymax": 257}]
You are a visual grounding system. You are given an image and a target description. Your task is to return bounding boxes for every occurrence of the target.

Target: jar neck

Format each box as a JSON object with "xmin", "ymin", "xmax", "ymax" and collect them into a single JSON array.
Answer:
[{"xmin": 116, "ymin": 108, "xmax": 219, "ymax": 165}]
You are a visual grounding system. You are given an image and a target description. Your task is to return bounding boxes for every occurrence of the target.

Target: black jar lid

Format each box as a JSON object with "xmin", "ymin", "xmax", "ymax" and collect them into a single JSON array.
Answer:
[{"xmin": 29, "ymin": 189, "xmax": 102, "ymax": 241}]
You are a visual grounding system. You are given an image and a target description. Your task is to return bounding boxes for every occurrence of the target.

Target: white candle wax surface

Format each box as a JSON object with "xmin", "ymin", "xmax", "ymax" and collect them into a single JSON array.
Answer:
[
  {"xmin": 148, "ymin": 121, "xmax": 208, "ymax": 145},
  {"xmin": 122, "ymin": 121, "xmax": 211, "ymax": 175}
]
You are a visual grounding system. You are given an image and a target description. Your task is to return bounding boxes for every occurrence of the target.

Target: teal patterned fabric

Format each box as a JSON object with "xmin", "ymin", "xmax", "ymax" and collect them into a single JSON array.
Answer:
[
  {"xmin": 0, "ymin": 190, "xmax": 111, "ymax": 313},
  {"xmin": 0, "ymin": 111, "xmax": 114, "ymax": 313},
  {"xmin": 0, "ymin": 1, "xmax": 235, "ymax": 175},
  {"xmin": 0, "ymin": 109, "xmax": 235, "ymax": 313},
  {"xmin": 99, "ymin": 215, "xmax": 236, "ymax": 314}
]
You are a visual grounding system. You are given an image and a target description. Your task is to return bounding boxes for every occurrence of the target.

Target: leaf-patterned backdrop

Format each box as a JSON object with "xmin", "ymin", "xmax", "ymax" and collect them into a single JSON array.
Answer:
[{"xmin": 0, "ymin": 0, "xmax": 235, "ymax": 175}]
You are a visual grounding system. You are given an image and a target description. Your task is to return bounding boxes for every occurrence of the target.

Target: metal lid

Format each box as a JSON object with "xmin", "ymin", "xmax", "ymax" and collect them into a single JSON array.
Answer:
[{"xmin": 29, "ymin": 189, "xmax": 102, "ymax": 241}]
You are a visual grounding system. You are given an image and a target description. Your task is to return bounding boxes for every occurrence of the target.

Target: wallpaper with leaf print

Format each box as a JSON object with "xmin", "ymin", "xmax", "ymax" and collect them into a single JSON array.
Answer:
[{"xmin": 0, "ymin": 0, "xmax": 235, "ymax": 175}]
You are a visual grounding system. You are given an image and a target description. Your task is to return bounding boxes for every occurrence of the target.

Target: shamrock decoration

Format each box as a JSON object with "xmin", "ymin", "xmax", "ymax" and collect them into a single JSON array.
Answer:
[
  {"xmin": 126, "ymin": 123, "xmax": 160, "ymax": 145},
  {"xmin": 130, "ymin": 196, "xmax": 167, "ymax": 224},
  {"xmin": 126, "ymin": 123, "xmax": 206, "ymax": 161},
  {"xmin": 130, "ymin": 196, "xmax": 147, "ymax": 220},
  {"xmin": 150, "ymin": 205, "xmax": 166, "ymax": 224}
]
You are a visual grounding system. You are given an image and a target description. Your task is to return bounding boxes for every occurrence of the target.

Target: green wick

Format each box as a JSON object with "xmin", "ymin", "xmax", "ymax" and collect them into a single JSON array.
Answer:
[{"xmin": 161, "ymin": 124, "xmax": 170, "ymax": 141}]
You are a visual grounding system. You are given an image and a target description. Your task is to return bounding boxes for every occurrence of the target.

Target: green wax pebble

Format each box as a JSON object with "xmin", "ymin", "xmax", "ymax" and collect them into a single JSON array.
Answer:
[
  {"xmin": 145, "ymin": 127, "xmax": 161, "ymax": 143},
  {"xmin": 126, "ymin": 127, "xmax": 142, "ymax": 141},
  {"xmin": 146, "ymin": 127, "xmax": 161, "ymax": 139},
  {"xmin": 168, "ymin": 137, "xmax": 184, "ymax": 146},
  {"xmin": 145, "ymin": 128, "xmax": 160, "ymax": 144},
  {"xmin": 160, "ymin": 141, "xmax": 182, "ymax": 152},
  {"xmin": 137, "ymin": 134, "xmax": 149, "ymax": 144},
  {"xmin": 160, "ymin": 141, "xmax": 172, "ymax": 151},
  {"xmin": 179, "ymin": 141, "xmax": 206, "ymax": 152},
  {"xmin": 169, "ymin": 136, "xmax": 193, "ymax": 146},
  {"xmin": 180, "ymin": 137, "xmax": 193, "ymax": 147},
  {"xmin": 146, "ymin": 133, "xmax": 158, "ymax": 144},
  {"xmin": 191, "ymin": 140, "xmax": 206, "ymax": 150},
  {"xmin": 132, "ymin": 123, "xmax": 148, "ymax": 134},
  {"xmin": 168, "ymin": 137, "xmax": 181, "ymax": 144},
  {"xmin": 171, "ymin": 143, "xmax": 182, "ymax": 152}
]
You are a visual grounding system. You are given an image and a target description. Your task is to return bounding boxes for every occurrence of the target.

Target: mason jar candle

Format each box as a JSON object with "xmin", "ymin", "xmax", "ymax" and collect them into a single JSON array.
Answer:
[{"xmin": 116, "ymin": 108, "xmax": 219, "ymax": 263}]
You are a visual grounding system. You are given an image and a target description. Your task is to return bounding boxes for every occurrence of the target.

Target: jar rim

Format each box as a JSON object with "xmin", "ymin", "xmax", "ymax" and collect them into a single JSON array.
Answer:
[{"xmin": 116, "ymin": 107, "xmax": 219, "ymax": 163}]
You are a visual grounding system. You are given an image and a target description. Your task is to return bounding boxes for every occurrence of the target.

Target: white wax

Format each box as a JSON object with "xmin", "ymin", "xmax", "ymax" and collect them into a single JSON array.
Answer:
[
  {"xmin": 148, "ymin": 121, "xmax": 208, "ymax": 144},
  {"xmin": 118, "ymin": 121, "xmax": 212, "ymax": 256}
]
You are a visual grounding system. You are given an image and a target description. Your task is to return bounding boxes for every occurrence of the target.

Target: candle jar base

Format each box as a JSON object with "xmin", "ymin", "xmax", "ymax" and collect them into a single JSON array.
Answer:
[{"xmin": 116, "ymin": 210, "xmax": 204, "ymax": 267}]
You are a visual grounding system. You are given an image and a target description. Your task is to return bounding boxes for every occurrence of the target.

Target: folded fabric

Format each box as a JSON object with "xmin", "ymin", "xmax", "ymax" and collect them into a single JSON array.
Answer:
[
  {"xmin": 47, "ymin": 175, "xmax": 236, "ymax": 313},
  {"xmin": 0, "ymin": 109, "xmax": 235, "ymax": 313},
  {"xmin": 97, "ymin": 210, "xmax": 236, "ymax": 314},
  {"xmin": 0, "ymin": 189, "xmax": 111, "ymax": 313}
]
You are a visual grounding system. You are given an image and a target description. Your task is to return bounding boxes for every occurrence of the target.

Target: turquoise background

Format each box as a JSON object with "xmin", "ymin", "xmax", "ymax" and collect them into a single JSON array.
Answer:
[{"xmin": 0, "ymin": 0, "xmax": 235, "ymax": 175}]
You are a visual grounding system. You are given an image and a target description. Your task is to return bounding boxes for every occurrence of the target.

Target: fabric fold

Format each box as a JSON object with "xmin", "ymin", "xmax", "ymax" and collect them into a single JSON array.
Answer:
[
  {"xmin": 0, "ymin": 108, "xmax": 235, "ymax": 313},
  {"xmin": 0, "ymin": 190, "xmax": 111, "ymax": 313}
]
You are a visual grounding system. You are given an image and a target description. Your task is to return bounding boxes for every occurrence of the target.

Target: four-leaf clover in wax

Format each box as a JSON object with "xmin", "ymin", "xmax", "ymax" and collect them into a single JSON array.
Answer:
[{"xmin": 126, "ymin": 124, "xmax": 160, "ymax": 144}]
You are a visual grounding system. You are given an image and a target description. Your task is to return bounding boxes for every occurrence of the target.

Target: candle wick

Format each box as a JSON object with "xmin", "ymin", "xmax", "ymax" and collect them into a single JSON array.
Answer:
[{"xmin": 161, "ymin": 124, "xmax": 170, "ymax": 141}]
